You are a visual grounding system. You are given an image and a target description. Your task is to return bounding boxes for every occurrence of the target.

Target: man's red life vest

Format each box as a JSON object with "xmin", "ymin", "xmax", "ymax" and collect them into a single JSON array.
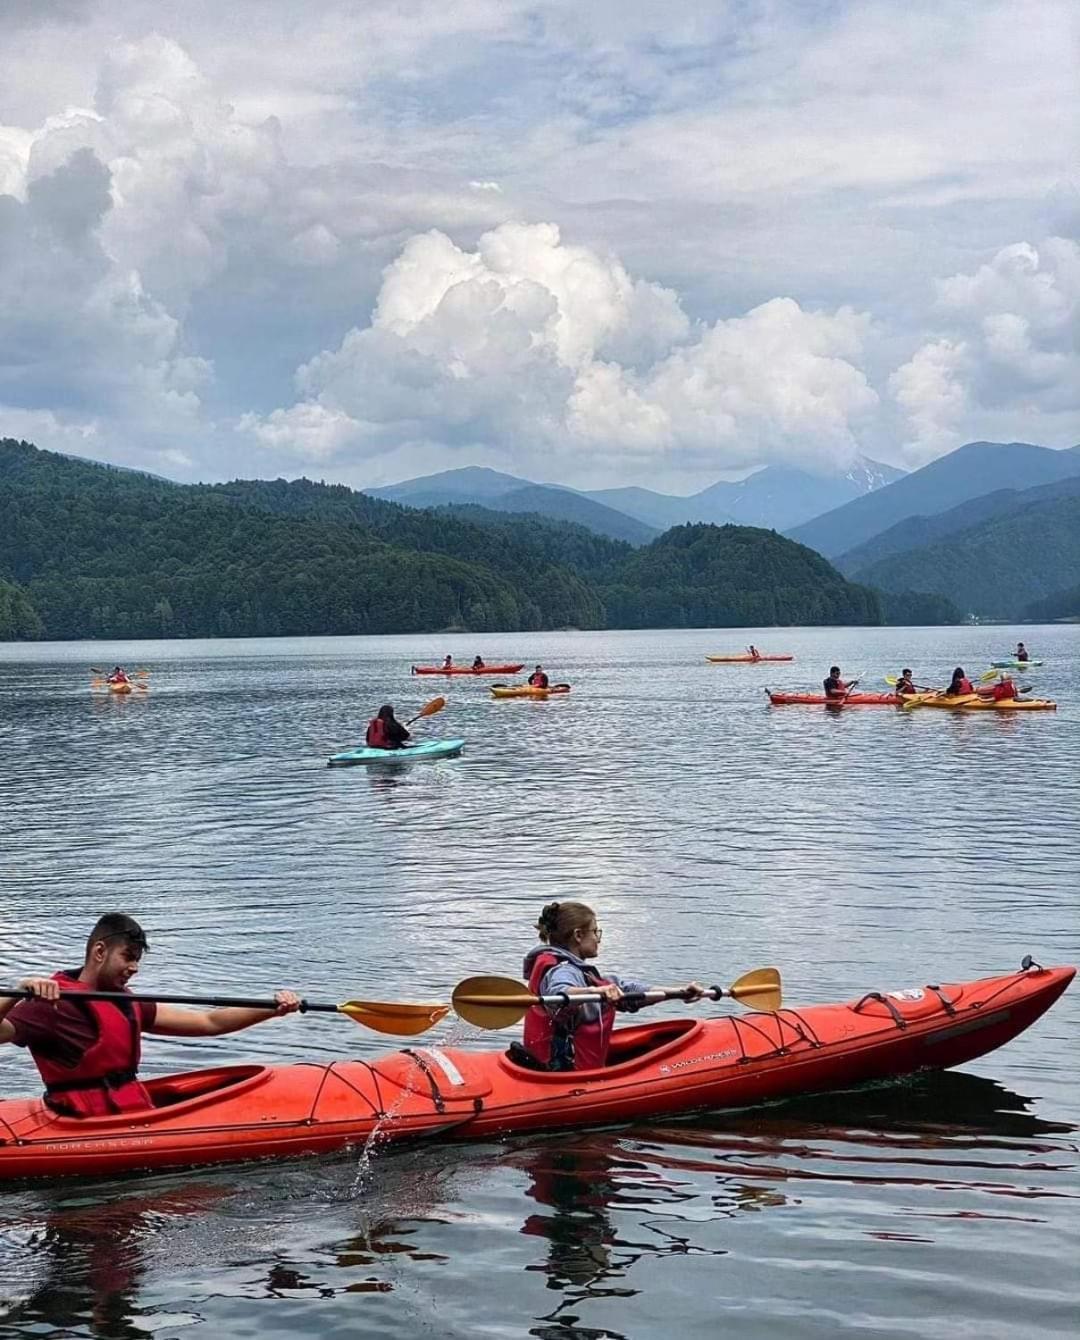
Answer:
[
  {"xmin": 522, "ymin": 952, "xmax": 615, "ymax": 1071},
  {"xmin": 366, "ymin": 717, "xmax": 390, "ymax": 748},
  {"xmin": 30, "ymin": 972, "xmax": 151, "ymax": 1117}
]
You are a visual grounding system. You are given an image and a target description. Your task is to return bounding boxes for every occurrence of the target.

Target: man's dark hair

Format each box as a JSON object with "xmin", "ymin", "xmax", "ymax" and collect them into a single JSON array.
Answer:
[{"xmin": 86, "ymin": 913, "xmax": 148, "ymax": 958}]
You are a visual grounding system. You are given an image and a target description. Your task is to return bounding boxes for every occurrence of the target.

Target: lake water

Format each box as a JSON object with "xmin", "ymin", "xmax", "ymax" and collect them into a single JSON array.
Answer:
[{"xmin": 1, "ymin": 626, "xmax": 1077, "ymax": 1339}]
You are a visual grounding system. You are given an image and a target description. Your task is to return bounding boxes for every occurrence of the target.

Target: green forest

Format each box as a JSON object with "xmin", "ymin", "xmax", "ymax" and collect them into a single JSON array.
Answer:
[{"xmin": 0, "ymin": 438, "xmax": 888, "ymax": 640}]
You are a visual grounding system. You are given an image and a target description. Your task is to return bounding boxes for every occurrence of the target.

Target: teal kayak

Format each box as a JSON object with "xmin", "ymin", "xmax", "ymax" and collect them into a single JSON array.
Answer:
[
  {"xmin": 991, "ymin": 659, "xmax": 1043, "ymax": 669},
  {"xmin": 328, "ymin": 739, "xmax": 465, "ymax": 767}
]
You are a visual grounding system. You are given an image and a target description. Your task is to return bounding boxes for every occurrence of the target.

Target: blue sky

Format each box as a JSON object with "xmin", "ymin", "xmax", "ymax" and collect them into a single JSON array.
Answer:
[{"xmin": 0, "ymin": 1, "xmax": 1076, "ymax": 492}]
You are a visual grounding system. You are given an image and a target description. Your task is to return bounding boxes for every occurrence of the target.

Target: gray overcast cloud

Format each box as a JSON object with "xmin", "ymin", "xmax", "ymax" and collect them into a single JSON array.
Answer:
[{"xmin": 0, "ymin": 0, "xmax": 1076, "ymax": 491}]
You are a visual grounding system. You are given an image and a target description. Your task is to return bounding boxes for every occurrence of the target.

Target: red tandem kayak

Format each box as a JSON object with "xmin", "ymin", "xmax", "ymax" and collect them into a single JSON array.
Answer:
[
  {"xmin": 768, "ymin": 691, "xmax": 901, "ymax": 706},
  {"xmin": 412, "ymin": 664, "xmax": 524, "ymax": 676},
  {"xmin": 0, "ymin": 962, "xmax": 1069, "ymax": 1181}
]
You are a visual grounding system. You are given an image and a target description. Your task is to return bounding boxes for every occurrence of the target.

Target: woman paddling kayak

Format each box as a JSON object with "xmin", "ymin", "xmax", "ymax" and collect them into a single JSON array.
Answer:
[
  {"xmin": 520, "ymin": 901, "xmax": 703, "ymax": 1071},
  {"xmin": 365, "ymin": 704, "xmax": 411, "ymax": 750}
]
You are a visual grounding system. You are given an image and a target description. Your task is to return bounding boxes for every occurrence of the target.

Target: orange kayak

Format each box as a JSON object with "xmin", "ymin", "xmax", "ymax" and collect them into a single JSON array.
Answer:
[
  {"xmin": 768, "ymin": 691, "xmax": 900, "ymax": 706},
  {"xmin": 0, "ymin": 963, "xmax": 1069, "ymax": 1181},
  {"xmin": 707, "ymin": 654, "xmax": 793, "ymax": 663}
]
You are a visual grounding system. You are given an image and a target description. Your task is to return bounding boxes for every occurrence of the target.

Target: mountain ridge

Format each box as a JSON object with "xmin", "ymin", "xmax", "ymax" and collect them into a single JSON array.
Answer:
[{"xmin": 788, "ymin": 442, "xmax": 1080, "ymax": 557}]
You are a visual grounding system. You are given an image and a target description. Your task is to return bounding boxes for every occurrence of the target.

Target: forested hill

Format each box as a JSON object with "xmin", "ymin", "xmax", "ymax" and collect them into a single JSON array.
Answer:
[
  {"xmin": 0, "ymin": 439, "xmax": 883, "ymax": 639},
  {"xmin": 598, "ymin": 524, "xmax": 882, "ymax": 628}
]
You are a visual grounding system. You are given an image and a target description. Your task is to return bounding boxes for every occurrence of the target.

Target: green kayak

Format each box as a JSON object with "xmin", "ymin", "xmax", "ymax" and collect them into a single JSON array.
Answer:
[
  {"xmin": 328, "ymin": 739, "xmax": 465, "ymax": 767},
  {"xmin": 991, "ymin": 659, "xmax": 1043, "ymax": 669}
]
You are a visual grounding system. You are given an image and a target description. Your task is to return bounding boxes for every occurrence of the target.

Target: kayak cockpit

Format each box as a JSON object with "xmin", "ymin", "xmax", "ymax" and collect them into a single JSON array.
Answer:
[
  {"xmin": 37, "ymin": 1065, "xmax": 273, "ymax": 1128},
  {"xmin": 499, "ymin": 1018, "xmax": 704, "ymax": 1080}
]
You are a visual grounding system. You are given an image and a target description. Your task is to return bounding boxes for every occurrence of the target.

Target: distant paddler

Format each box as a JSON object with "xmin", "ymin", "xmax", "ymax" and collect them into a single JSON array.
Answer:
[
  {"xmin": 365, "ymin": 704, "xmax": 411, "ymax": 751},
  {"xmin": 946, "ymin": 667, "xmax": 974, "ymax": 696},
  {"xmin": 823, "ymin": 665, "xmax": 850, "ymax": 701},
  {"xmin": 895, "ymin": 668, "xmax": 917, "ymax": 697}
]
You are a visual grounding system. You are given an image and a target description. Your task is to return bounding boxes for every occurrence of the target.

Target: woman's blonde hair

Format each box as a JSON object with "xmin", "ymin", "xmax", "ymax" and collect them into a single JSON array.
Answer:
[{"xmin": 536, "ymin": 901, "xmax": 595, "ymax": 948}]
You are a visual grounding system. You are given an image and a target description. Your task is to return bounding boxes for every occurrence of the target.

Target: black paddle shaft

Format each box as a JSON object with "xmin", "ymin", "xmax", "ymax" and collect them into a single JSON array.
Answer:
[{"xmin": 0, "ymin": 989, "xmax": 336, "ymax": 1013}]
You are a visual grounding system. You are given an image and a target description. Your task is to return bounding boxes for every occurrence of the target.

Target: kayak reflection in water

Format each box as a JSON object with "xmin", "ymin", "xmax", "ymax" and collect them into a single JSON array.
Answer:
[
  {"xmin": 895, "ymin": 668, "xmax": 917, "ymax": 696},
  {"xmin": 0, "ymin": 913, "xmax": 300, "ymax": 1117},
  {"xmin": 365, "ymin": 704, "xmax": 411, "ymax": 750},
  {"xmin": 518, "ymin": 901, "xmax": 704, "ymax": 1071}
]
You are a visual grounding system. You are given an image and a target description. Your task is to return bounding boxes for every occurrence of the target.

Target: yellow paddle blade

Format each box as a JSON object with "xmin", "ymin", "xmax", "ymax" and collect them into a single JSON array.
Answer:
[
  {"xmin": 337, "ymin": 1000, "xmax": 449, "ymax": 1036},
  {"xmin": 980, "ymin": 668, "xmax": 1002, "ymax": 682},
  {"xmin": 418, "ymin": 695, "xmax": 446, "ymax": 717},
  {"xmin": 452, "ymin": 974, "xmax": 534, "ymax": 1030},
  {"xmin": 728, "ymin": 967, "xmax": 782, "ymax": 1012}
]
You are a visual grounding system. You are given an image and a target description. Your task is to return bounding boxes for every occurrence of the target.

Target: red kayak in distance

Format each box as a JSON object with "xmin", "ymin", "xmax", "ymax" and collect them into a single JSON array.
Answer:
[
  {"xmin": 412, "ymin": 663, "xmax": 525, "ymax": 676},
  {"xmin": 0, "ymin": 962, "xmax": 1070, "ymax": 1181},
  {"xmin": 768, "ymin": 691, "xmax": 901, "ymax": 706}
]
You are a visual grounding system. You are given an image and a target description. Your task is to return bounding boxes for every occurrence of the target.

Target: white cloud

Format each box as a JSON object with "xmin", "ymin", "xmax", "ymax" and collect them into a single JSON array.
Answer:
[
  {"xmin": 892, "ymin": 239, "xmax": 1080, "ymax": 462},
  {"xmin": 0, "ymin": 7, "xmax": 1076, "ymax": 487},
  {"xmin": 244, "ymin": 222, "xmax": 878, "ymax": 476}
]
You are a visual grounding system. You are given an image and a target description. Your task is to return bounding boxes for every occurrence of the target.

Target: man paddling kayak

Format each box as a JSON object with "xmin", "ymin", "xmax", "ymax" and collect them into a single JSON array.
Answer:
[
  {"xmin": 0, "ymin": 914, "xmax": 299, "ymax": 1116},
  {"xmin": 520, "ymin": 902, "xmax": 703, "ymax": 1071},
  {"xmin": 895, "ymin": 669, "xmax": 917, "ymax": 696},
  {"xmin": 823, "ymin": 666, "xmax": 849, "ymax": 701},
  {"xmin": 1015, "ymin": 642, "xmax": 1029, "ymax": 663},
  {"xmin": 528, "ymin": 665, "xmax": 549, "ymax": 689}
]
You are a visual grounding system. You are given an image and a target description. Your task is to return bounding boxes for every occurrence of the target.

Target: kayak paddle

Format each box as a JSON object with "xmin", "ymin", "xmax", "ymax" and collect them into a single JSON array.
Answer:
[
  {"xmin": 405, "ymin": 695, "xmax": 447, "ymax": 726},
  {"xmin": 0, "ymin": 989, "xmax": 448, "ymax": 1037},
  {"xmin": 450, "ymin": 967, "xmax": 782, "ymax": 1030}
]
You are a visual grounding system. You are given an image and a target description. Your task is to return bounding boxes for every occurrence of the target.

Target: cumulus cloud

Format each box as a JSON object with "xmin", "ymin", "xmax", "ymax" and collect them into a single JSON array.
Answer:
[
  {"xmin": 243, "ymin": 221, "xmax": 878, "ymax": 476},
  {"xmin": 892, "ymin": 239, "xmax": 1080, "ymax": 463},
  {"xmin": 0, "ymin": 9, "xmax": 1077, "ymax": 487}
]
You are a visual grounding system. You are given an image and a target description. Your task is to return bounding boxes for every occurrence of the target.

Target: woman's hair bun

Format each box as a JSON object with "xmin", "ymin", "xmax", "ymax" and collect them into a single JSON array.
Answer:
[{"xmin": 536, "ymin": 901, "xmax": 561, "ymax": 941}]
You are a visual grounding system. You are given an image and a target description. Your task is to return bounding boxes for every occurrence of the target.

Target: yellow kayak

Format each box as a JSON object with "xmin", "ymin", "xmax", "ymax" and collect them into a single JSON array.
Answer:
[
  {"xmin": 902, "ymin": 692, "xmax": 976, "ymax": 710},
  {"xmin": 490, "ymin": 684, "xmax": 570, "ymax": 699},
  {"xmin": 958, "ymin": 697, "xmax": 1057, "ymax": 711}
]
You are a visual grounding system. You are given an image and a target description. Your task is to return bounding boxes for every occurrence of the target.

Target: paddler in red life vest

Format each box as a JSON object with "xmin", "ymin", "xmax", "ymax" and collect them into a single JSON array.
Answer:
[
  {"xmin": 990, "ymin": 674, "xmax": 1023, "ymax": 702},
  {"xmin": 521, "ymin": 902, "xmax": 704, "ymax": 1071},
  {"xmin": 946, "ymin": 666, "xmax": 974, "ymax": 696},
  {"xmin": 823, "ymin": 665, "xmax": 848, "ymax": 700},
  {"xmin": 0, "ymin": 914, "xmax": 300, "ymax": 1117},
  {"xmin": 365, "ymin": 704, "xmax": 410, "ymax": 750},
  {"xmin": 895, "ymin": 668, "xmax": 917, "ymax": 696},
  {"xmin": 527, "ymin": 665, "xmax": 549, "ymax": 689},
  {"xmin": 107, "ymin": 665, "xmax": 129, "ymax": 685},
  {"xmin": 747, "ymin": 645, "xmax": 761, "ymax": 662}
]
